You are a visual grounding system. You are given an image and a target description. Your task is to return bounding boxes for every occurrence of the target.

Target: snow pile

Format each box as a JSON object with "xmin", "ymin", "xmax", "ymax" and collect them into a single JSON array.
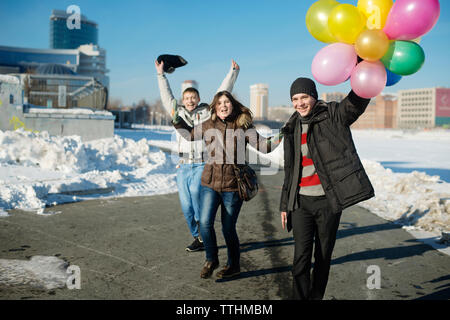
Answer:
[
  {"xmin": 1, "ymin": 129, "xmax": 86, "ymax": 173},
  {"xmin": 0, "ymin": 129, "xmax": 177, "ymax": 213},
  {"xmin": 0, "ymin": 256, "xmax": 69, "ymax": 290},
  {"xmin": 360, "ymin": 159, "xmax": 450, "ymax": 235}
]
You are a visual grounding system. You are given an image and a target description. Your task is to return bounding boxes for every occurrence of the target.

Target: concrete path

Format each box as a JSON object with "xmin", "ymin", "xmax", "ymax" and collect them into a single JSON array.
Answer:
[{"xmin": 0, "ymin": 171, "xmax": 449, "ymax": 300}]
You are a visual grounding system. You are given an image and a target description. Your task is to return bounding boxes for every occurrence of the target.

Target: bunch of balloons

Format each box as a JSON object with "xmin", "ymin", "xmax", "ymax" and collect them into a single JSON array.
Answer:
[{"xmin": 307, "ymin": 0, "xmax": 440, "ymax": 98}]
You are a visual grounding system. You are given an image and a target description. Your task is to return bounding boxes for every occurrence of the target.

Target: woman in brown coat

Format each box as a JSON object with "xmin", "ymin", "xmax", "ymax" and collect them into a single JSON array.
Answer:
[{"xmin": 173, "ymin": 90, "xmax": 282, "ymax": 279}]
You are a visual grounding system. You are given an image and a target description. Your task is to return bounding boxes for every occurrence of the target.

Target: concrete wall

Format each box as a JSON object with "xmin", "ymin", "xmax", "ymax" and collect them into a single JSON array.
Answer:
[
  {"xmin": 1, "ymin": 75, "xmax": 114, "ymax": 141},
  {"xmin": 1, "ymin": 103, "xmax": 115, "ymax": 141}
]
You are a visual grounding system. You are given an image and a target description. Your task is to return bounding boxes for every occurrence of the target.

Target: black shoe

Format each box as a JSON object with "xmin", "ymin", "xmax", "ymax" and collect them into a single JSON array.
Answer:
[
  {"xmin": 200, "ymin": 260, "xmax": 219, "ymax": 279},
  {"xmin": 216, "ymin": 265, "xmax": 241, "ymax": 279},
  {"xmin": 185, "ymin": 237, "xmax": 204, "ymax": 252}
]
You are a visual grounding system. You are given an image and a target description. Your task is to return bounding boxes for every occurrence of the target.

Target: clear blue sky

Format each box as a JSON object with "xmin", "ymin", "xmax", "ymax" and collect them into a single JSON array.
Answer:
[{"xmin": 1, "ymin": 0, "xmax": 449, "ymax": 107}]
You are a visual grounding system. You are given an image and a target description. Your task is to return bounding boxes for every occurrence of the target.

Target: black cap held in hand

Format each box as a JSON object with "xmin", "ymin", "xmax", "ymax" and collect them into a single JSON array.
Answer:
[
  {"xmin": 157, "ymin": 54, "xmax": 188, "ymax": 74},
  {"xmin": 290, "ymin": 77, "xmax": 318, "ymax": 100}
]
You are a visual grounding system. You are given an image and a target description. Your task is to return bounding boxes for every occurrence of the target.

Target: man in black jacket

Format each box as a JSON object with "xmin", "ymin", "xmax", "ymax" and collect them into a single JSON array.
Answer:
[{"xmin": 280, "ymin": 77, "xmax": 374, "ymax": 300}]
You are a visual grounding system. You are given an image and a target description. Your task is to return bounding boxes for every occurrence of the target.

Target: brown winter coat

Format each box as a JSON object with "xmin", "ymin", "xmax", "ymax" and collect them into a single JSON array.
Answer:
[{"xmin": 174, "ymin": 112, "xmax": 276, "ymax": 192}]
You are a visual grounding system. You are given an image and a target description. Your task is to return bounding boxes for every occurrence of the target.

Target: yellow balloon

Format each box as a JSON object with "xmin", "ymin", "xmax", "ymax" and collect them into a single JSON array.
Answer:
[
  {"xmin": 305, "ymin": 0, "xmax": 340, "ymax": 43},
  {"xmin": 355, "ymin": 29, "xmax": 389, "ymax": 61},
  {"xmin": 328, "ymin": 4, "xmax": 367, "ymax": 44},
  {"xmin": 357, "ymin": 0, "xmax": 393, "ymax": 29}
]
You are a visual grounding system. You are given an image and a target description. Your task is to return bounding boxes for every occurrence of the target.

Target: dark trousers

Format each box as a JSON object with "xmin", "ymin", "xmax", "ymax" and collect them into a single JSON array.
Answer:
[{"xmin": 291, "ymin": 194, "xmax": 341, "ymax": 300}]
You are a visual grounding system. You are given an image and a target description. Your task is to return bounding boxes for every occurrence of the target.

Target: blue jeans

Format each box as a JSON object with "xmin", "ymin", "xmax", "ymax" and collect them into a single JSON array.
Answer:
[
  {"xmin": 176, "ymin": 163, "xmax": 205, "ymax": 238},
  {"xmin": 199, "ymin": 186, "xmax": 243, "ymax": 268}
]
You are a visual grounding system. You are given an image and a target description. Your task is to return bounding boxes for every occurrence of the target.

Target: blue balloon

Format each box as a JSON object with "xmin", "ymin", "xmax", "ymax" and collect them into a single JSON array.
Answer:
[{"xmin": 385, "ymin": 68, "xmax": 402, "ymax": 86}]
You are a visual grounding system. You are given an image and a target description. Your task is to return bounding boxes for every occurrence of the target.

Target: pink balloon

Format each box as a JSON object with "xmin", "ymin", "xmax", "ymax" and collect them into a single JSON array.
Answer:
[
  {"xmin": 383, "ymin": 0, "xmax": 440, "ymax": 40},
  {"xmin": 311, "ymin": 43, "xmax": 357, "ymax": 86},
  {"xmin": 351, "ymin": 61, "xmax": 387, "ymax": 99}
]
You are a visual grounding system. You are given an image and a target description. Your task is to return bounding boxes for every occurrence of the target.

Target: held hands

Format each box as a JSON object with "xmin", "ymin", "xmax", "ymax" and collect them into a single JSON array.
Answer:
[
  {"xmin": 273, "ymin": 132, "xmax": 284, "ymax": 143},
  {"xmin": 155, "ymin": 59, "xmax": 164, "ymax": 75},
  {"xmin": 268, "ymin": 132, "xmax": 284, "ymax": 147},
  {"xmin": 281, "ymin": 212, "xmax": 287, "ymax": 230}
]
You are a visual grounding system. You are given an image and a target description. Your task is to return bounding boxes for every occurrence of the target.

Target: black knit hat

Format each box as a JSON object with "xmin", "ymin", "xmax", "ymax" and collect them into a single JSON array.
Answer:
[
  {"xmin": 290, "ymin": 77, "xmax": 318, "ymax": 100},
  {"xmin": 157, "ymin": 54, "xmax": 188, "ymax": 74}
]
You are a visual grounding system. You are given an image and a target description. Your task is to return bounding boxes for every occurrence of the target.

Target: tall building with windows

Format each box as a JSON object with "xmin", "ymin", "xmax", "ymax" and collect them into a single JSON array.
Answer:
[
  {"xmin": 77, "ymin": 44, "xmax": 109, "ymax": 88},
  {"xmin": 250, "ymin": 84, "xmax": 269, "ymax": 120},
  {"xmin": 50, "ymin": 9, "xmax": 98, "ymax": 49},
  {"xmin": 321, "ymin": 91, "xmax": 399, "ymax": 129},
  {"xmin": 351, "ymin": 94, "xmax": 398, "ymax": 129},
  {"xmin": 0, "ymin": 9, "xmax": 109, "ymax": 89},
  {"xmin": 49, "ymin": 10, "xmax": 107, "ymax": 88},
  {"xmin": 397, "ymin": 88, "xmax": 450, "ymax": 128}
]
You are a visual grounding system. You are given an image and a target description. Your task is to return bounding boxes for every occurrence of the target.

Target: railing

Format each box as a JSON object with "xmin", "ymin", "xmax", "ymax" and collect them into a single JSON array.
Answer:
[{"xmin": 24, "ymin": 74, "xmax": 107, "ymax": 110}]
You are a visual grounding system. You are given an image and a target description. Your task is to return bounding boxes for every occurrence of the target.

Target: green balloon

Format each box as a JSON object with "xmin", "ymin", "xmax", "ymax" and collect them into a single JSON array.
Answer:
[{"xmin": 381, "ymin": 41, "xmax": 425, "ymax": 76}]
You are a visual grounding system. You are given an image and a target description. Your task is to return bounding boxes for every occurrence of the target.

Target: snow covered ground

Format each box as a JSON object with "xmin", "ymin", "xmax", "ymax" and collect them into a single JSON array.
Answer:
[
  {"xmin": 0, "ymin": 127, "xmax": 177, "ymax": 216},
  {"xmin": 352, "ymin": 129, "xmax": 450, "ymax": 242},
  {"xmin": 0, "ymin": 126, "xmax": 449, "ymax": 252}
]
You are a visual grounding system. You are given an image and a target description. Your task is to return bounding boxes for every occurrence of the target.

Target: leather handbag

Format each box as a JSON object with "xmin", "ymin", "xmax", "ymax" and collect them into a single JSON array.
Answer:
[{"xmin": 232, "ymin": 164, "xmax": 258, "ymax": 201}]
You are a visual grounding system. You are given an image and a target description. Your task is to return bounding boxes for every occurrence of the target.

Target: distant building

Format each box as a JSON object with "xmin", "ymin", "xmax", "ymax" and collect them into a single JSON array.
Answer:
[
  {"xmin": 397, "ymin": 88, "xmax": 450, "ymax": 128},
  {"xmin": 76, "ymin": 44, "xmax": 109, "ymax": 88},
  {"xmin": 0, "ymin": 45, "xmax": 78, "ymax": 74},
  {"xmin": 320, "ymin": 92, "xmax": 346, "ymax": 103},
  {"xmin": 250, "ymin": 83, "xmax": 269, "ymax": 120},
  {"xmin": 0, "ymin": 44, "xmax": 109, "ymax": 89},
  {"xmin": 268, "ymin": 105, "xmax": 293, "ymax": 122},
  {"xmin": 0, "ymin": 9, "xmax": 113, "ymax": 141},
  {"xmin": 352, "ymin": 94, "xmax": 398, "ymax": 129},
  {"xmin": 50, "ymin": 9, "xmax": 98, "ymax": 49},
  {"xmin": 181, "ymin": 80, "xmax": 199, "ymax": 95},
  {"xmin": 0, "ymin": 73, "xmax": 113, "ymax": 141}
]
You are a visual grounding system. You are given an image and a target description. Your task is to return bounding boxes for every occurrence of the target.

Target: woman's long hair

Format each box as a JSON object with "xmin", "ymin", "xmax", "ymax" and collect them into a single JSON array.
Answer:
[{"xmin": 209, "ymin": 91, "xmax": 253, "ymax": 129}]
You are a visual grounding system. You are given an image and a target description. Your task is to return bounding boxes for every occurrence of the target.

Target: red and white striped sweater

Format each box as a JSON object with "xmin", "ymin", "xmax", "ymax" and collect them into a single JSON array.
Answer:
[{"xmin": 299, "ymin": 124, "xmax": 325, "ymax": 196}]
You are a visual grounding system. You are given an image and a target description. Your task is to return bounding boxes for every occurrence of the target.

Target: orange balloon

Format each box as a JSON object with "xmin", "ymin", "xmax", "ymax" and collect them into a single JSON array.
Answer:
[{"xmin": 355, "ymin": 29, "xmax": 389, "ymax": 61}]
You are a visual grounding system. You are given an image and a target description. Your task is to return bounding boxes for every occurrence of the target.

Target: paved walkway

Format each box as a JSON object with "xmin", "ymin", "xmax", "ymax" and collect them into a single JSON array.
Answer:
[{"xmin": 0, "ymin": 171, "xmax": 449, "ymax": 300}]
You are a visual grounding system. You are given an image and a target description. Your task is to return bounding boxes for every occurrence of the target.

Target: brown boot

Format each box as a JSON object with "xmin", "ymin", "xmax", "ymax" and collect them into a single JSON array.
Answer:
[
  {"xmin": 216, "ymin": 265, "xmax": 241, "ymax": 279},
  {"xmin": 200, "ymin": 260, "xmax": 219, "ymax": 279}
]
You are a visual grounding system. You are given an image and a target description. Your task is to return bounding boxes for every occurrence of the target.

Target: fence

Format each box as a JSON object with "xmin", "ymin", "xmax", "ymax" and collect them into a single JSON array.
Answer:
[{"xmin": 24, "ymin": 74, "xmax": 107, "ymax": 110}]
